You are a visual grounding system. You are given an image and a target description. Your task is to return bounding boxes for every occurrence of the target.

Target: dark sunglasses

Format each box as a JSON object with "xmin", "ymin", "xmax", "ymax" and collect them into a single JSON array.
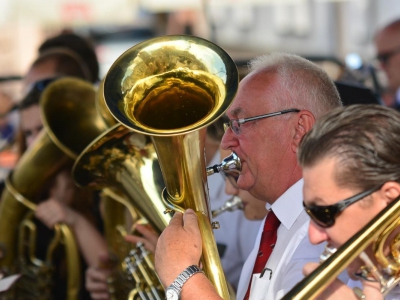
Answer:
[
  {"xmin": 376, "ymin": 47, "xmax": 400, "ymax": 65},
  {"xmin": 303, "ymin": 184, "xmax": 382, "ymax": 228},
  {"xmin": 32, "ymin": 78, "xmax": 58, "ymax": 92}
]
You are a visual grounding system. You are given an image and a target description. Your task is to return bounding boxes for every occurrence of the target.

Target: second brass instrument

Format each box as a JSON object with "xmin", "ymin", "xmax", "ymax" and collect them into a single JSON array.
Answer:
[
  {"xmin": 73, "ymin": 124, "xmax": 167, "ymax": 299},
  {"xmin": 0, "ymin": 77, "xmax": 108, "ymax": 299}
]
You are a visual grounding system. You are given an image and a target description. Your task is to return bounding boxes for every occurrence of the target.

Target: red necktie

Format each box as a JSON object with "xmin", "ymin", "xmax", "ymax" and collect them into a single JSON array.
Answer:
[{"xmin": 244, "ymin": 210, "xmax": 280, "ymax": 300}]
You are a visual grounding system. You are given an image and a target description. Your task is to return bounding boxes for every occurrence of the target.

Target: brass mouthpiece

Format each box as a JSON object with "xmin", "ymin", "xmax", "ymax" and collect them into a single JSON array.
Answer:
[
  {"xmin": 212, "ymin": 196, "xmax": 244, "ymax": 218},
  {"xmin": 206, "ymin": 152, "xmax": 241, "ymax": 176}
]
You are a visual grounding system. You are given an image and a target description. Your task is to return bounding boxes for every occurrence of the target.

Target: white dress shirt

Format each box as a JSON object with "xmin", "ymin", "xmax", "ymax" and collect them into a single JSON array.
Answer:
[
  {"xmin": 236, "ymin": 179, "xmax": 327, "ymax": 300},
  {"xmin": 208, "ymin": 152, "xmax": 262, "ymax": 291}
]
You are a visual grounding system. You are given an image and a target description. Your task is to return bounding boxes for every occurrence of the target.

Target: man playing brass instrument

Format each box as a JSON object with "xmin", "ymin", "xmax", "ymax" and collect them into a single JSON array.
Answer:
[
  {"xmin": 155, "ymin": 52, "xmax": 344, "ymax": 300},
  {"xmin": 299, "ymin": 104, "xmax": 400, "ymax": 300}
]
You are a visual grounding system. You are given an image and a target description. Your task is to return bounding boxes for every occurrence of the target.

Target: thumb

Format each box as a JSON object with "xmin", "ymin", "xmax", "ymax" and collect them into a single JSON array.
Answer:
[{"xmin": 183, "ymin": 209, "xmax": 199, "ymax": 233}]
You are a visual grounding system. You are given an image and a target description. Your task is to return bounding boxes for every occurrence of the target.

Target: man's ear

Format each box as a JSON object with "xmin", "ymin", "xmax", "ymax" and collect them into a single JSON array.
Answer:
[
  {"xmin": 381, "ymin": 182, "xmax": 400, "ymax": 205},
  {"xmin": 291, "ymin": 110, "xmax": 315, "ymax": 153}
]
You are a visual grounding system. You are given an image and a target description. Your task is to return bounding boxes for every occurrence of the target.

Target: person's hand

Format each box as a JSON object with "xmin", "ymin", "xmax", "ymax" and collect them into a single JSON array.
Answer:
[
  {"xmin": 35, "ymin": 199, "xmax": 77, "ymax": 228},
  {"xmin": 303, "ymin": 262, "xmax": 383, "ymax": 300},
  {"xmin": 85, "ymin": 253, "xmax": 112, "ymax": 300},
  {"xmin": 155, "ymin": 209, "xmax": 202, "ymax": 288},
  {"xmin": 124, "ymin": 224, "xmax": 159, "ymax": 253}
]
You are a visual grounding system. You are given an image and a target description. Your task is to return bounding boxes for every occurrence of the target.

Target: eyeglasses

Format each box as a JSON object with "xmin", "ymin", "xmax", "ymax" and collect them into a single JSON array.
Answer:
[
  {"xmin": 303, "ymin": 184, "xmax": 382, "ymax": 228},
  {"xmin": 376, "ymin": 47, "xmax": 400, "ymax": 65},
  {"xmin": 221, "ymin": 171, "xmax": 239, "ymax": 188},
  {"xmin": 25, "ymin": 77, "xmax": 58, "ymax": 95},
  {"xmin": 223, "ymin": 109, "xmax": 300, "ymax": 135}
]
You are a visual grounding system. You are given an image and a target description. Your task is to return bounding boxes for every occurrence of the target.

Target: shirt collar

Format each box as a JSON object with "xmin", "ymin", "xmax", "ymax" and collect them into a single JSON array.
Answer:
[{"xmin": 266, "ymin": 179, "xmax": 304, "ymax": 230}]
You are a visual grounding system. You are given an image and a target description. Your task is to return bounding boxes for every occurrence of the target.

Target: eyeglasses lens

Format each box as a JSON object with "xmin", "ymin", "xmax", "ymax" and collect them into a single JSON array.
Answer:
[{"xmin": 306, "ymin": 206, "xmax": 336, "ymax": 228}]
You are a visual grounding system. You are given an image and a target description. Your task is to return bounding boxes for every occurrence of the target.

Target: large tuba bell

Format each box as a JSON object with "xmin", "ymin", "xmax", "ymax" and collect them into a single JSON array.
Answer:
[
  {"xmin": 282, "ymin": 196, "xmax": 400, "ymax": 299},
  {"xmin": 103, "ymin": 35, "xmax": 238, "ymax": 299},
  {"xmin": 0, "ymin": 77, "xmax": 108, "ymax": 299}
]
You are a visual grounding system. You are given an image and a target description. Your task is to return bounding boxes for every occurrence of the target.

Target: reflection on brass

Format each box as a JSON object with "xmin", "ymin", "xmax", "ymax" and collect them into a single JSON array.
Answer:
[
  {"xmin": 103, "ymin": 35, "xmax": 238, "ymax": 300},
  {"xmin": 282, "ymin": 197, "xmax": 400, "ymax": 299},
  {"xmin": 0, "ymin": 77, "xmax": 108, "ymax": 300},
  {"xmin": 73, "ymin": 124, "xmax": 168, "ymax": 299},
  {"xmin": 206, "ymin": 152, "xmax": 241, "ymax": 176}
]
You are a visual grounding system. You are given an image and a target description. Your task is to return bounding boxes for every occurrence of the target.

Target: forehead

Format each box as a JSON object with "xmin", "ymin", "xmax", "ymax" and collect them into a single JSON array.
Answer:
[
  {"xmin": 227, "ymin": 71, "xmax": 278, "ymax": 118},
  {"xmin": 376, "ymin": 27, "xmax": 400, "ymax": 50},
  {"xmin": 302, "ymin": 157, "xmax": 339, "ymax": 204}
]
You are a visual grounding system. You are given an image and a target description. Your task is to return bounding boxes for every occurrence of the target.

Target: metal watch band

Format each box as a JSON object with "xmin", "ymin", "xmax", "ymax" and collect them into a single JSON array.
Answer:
[{"xmin": 170, "ymin": 265, "xmax": 202, "ymax": 291}]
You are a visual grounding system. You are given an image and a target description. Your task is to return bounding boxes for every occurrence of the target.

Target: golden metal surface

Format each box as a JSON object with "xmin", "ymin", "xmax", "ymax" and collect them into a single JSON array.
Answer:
[
  {"xmin": 73, "ymin": 124, "xmax": 169, "ymax": 233},
  {"xmin": 73, "ymin": 124, "xmax": 168, "ymax": 298},
  {"xmin": 103, "ymin": 35, "xmax": 238, "ymax": 300},
  {"xmin": 0, "ymin": 77, "xmax": 108, "ymax": 299}
]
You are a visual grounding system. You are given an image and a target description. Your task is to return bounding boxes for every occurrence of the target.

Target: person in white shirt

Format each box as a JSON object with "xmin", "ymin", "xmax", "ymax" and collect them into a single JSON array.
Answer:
[
  {"xmin": 154, "ymin": 52, "xmax": 343, "ymax": 300},
  {"xmin": 298, "ymin": 105, "xmax": 400, "ymax": 300}
]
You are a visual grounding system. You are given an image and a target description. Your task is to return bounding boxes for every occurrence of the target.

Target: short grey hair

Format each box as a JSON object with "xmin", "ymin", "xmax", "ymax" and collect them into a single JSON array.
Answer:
[
  {"xmin": 249, "ymin": 53, "xmax": 342, "ymax": 118},
  {"xmin": 298, "ymin": 104, "xmax": 400, "ymax": 191}
]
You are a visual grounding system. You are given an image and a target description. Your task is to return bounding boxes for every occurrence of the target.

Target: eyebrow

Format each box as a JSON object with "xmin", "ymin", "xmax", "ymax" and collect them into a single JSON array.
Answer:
[
  {"xmin": 229, "ymin": 107, "xmax": 245, "ymax": 118},
  {"xmin": 304, "ymin": 196, "xmax": 325, "ymax": 206}
]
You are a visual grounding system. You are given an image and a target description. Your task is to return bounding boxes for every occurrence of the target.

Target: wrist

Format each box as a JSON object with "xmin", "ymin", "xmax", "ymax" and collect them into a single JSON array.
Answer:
[{"xmin": 165, "ymin": 265, "xmax": 202, "ymax": 300}]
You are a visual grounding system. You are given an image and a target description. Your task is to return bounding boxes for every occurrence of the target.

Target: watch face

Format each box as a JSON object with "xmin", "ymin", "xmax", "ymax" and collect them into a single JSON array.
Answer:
[{"xmin": 166, "ymin": 288, "xmax": 179, "ymax": 300}]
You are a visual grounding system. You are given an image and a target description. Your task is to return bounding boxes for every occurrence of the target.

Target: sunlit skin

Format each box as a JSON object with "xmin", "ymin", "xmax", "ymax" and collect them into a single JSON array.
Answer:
[
  {"xmin": 303, "ymin": 158, "xmax": 387, "ymax": 250},
  {"xmin": 375, "ymin": 24, "xmax": 400, "ymax": 94},
  {"xmin": 220, "ymin": 148, "xmax": 268, "ymax": 220},
  {"xmin": 220, "ymin": 71, "xmax": 306, "ymax": 204},
  {"xmin": 301, "ymin": 157, "xmax": 400, "ymax": 299},
  {"xmin": 20, "ymin": 104, "xmax": 43, "ymax": 148}
]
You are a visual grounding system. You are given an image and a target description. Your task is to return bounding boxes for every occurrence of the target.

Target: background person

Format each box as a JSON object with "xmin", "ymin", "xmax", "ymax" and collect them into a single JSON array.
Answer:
[
  {"xmin": 154, "ymin": 52, "xmax": 343, "ymax": 300},
  {"xmin": 15, "ymin": 79, "xmax": 107, "ymax": 299},
  {"xmin": 374, "ymin": 19, "xmax": 400, "ymax": 110},
  {"xmin": 298, "ymin": 104, "xmax": 400, "ymax": 300}
]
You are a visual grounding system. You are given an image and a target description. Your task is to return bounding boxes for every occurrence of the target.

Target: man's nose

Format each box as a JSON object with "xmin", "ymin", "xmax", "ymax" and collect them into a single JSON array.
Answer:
[
  {"xmin": 220, "ymin": 128, "xmax": 239, "ymax": 150},
  {"xmin": 308, "ymin": 221, "xmax": 329, "ymax": 245}
]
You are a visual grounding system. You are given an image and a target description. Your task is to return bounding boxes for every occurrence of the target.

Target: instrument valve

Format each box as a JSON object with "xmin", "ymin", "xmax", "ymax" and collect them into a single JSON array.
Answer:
[{"xmin": 212, "ymin": 221, "xmax": 220, "ymax": 230}]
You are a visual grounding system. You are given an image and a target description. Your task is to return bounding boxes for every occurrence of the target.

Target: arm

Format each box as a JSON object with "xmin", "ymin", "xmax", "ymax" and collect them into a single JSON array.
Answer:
[
  {"xmin": 154, "ymin": 209, "xmax": 223, "ymax": 300},
  {"xmin": 85, "ymin": 253, "xmax": 112, "ymax": 300},
  {"xmin": 35, "ymin": 199, "xmax": 108, "ymax": 267}
]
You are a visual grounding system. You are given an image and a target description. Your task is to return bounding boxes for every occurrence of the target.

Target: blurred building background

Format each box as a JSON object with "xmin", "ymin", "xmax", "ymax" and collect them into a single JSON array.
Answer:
[
  {"xmin": 0, "ymin": 0, "xmax": 399, "ymax": 93},
  {"xmin": 0, "ymin": 0, "xmax": 399, "ymax": 180}
]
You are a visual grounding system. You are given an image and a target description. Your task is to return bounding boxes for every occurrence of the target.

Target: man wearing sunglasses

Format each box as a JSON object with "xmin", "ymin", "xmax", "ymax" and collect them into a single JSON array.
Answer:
[
  {"xmin": 374, "ymin": 19, "xmax": 400, "ymax": 111},
  {"xmin": 299, "ymin": 104, "xmax": 400, "ymax": 299},
  {"xmin": 155, "ymin": 52, "xmax": 343, "ymax": 300}
]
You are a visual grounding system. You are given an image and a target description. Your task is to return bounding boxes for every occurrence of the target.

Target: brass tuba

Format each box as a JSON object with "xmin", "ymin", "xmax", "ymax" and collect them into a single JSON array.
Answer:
[
  {"xmin": 73, "ymin": 123, "xmax": 167, "ymax": 299},
  {"xmin": 103, "ymin": 35, "xmax": 238, "ymax": 299},
  {"xmin": 0, "ymin": 77, "xmax": 108, "ymax": 299},
  {"xmin": 282, "ymin": 196, "xmax": 400, "ymax": 299}
]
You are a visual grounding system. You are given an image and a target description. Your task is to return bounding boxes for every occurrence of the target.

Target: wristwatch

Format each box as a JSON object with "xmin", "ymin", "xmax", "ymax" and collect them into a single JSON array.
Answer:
[{"xmin": 165, "ymin": 265, "xmax": 202, "ymax": 300}]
